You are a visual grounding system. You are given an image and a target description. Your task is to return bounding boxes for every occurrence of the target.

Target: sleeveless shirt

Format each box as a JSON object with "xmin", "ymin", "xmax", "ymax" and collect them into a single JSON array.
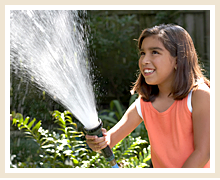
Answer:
[{"xmin": 135, "ymin": 90, "xmax": 210, "ymax": 168}]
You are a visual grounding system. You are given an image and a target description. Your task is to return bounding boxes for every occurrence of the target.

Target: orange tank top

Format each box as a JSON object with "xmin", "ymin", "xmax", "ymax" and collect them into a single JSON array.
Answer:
[{"xmin": 136, "ymin": 92, "xmax": 210, "ymax": 168}]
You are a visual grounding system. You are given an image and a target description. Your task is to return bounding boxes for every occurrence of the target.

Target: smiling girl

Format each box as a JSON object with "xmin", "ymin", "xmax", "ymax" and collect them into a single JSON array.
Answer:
[{"xmin": 86, "ymin": 24, "xmax": 210, "ymax": 168}]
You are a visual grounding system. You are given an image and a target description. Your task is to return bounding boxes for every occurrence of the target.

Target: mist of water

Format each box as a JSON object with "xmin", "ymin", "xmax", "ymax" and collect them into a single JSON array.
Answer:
[{"xmin": 10, "ymin": 10, "xmax": 100, "ymax": 129}]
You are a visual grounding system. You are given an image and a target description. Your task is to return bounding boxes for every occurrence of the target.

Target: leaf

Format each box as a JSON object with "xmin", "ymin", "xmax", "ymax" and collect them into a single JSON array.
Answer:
[
  {"xmin": 109, "ymin": 112, "xmax": 116, "ymax": 118},
  {"xmin": 57, "ymin": 113, "xmax": 65, "ymax": 125},
  {"xmin": 28, "ymin": 118, "xmax": 36, "ymax": 129},
  {"xmin": 11, "ymin": 111, "xmax": 16, "ymax": 117},
  {"xmin": 129, "ymin": 93, "xmax": 138, "ymax": 106},
  {"xmin": 15, "ymin": 113, "xmax": 23, "ymax": 121},
  {"xmin": 99, "ymin": 109, "xmax": 111, "ymax": 114},
  {"xmin": 110, "ymin": 100, "xmax": 124, "ymax": 118},
  {"xmin": 99, "ymin": 115, "xmax": 118, "ymax": 124},
  {"xmin": 139, "ymin": 151, "xmax": 143, "ymax": 162},
  {"xmin": 41, "ymin": 144, "xmax": 55, "ymax": 149},
  {"xmin": 19, "ymin": 126, "xmax": 28, "ymax": 130},
  {"xmin": 24, "ymin": 131, "xmax": 32, "ymax": 135},
  {"xmin": 72, "ymin": 158, "xmax": 79, "ymax": 165},
  {"xmin": 32, "ymin": 120, "xmax": 42, "ymax": 132},
  {"xmin": 143, "ymin": 154, "xmax": 151, "ymax": 163},
  {"xmin": 63, "ymin": 150, "xmax": 73, "ymax": 155},
  {"xmin": 12, "ymin": 118, "xmax": 17, "ymax": 125},
  {"xmin": 53, "ymin": 110, "xmax": 61, "ymax": 116},
  {"xmin": 23, "ymin": 117, "xmax": 30, "ymax": 125},
  {"xmin": 56, "ymin": 128, "xmax": 66, "ymax": 133},
  {"xmin": 65, "ymin": 115, "xmax": 72, "ymax": 120}
]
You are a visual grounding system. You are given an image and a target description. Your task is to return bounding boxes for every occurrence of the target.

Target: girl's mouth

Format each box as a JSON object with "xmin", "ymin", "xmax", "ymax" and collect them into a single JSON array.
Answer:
[{"xmin": 143, "ymin": 69, "xmax": 155, "ymax": 76}]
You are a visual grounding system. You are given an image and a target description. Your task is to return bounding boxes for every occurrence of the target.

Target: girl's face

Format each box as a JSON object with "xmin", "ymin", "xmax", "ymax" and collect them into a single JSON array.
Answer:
[{"xmin": 139, "ymin": 35, "xmax": 177, "ymax": 88}]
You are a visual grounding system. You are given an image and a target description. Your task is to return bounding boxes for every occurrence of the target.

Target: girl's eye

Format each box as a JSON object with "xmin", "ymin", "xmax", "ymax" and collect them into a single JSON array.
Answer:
[
  {"xmin": 152, "ymin": 51, "xmax": 159, "ymax": 55},
  {"xmin": 140, "ymin": 52, "xmax": 145, "ymax": 56}
]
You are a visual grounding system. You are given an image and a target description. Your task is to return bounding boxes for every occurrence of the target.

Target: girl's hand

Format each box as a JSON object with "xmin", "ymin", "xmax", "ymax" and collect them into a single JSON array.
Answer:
[{"xmin": 85, "ymin": 128, "xmax": 108, "ymax": 153}]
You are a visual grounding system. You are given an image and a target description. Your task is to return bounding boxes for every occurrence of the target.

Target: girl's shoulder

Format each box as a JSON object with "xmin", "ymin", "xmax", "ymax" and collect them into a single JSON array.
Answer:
[
  {"xmin": 191, "ymin": 81, "xmax": 210, "ymax": 110},
  {"xmin": 192, "ymin": 79, "xmax": 210, "ymax": 95}
]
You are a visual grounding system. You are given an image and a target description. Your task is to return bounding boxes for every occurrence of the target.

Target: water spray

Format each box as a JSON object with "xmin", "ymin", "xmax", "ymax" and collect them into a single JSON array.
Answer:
[
  {"xmin": 83, "ymin": 119, "xmax": 119, "ymax": 168},
  {"xmin": 10, "ymin": 10, "xmax": 119, "ymax": 168}
]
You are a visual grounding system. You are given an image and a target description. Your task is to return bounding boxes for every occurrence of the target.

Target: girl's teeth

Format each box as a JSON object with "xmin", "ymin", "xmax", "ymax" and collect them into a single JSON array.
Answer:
[{"xmin": 144, "ymin": 69, "xmax": 154, "ymax": 73}]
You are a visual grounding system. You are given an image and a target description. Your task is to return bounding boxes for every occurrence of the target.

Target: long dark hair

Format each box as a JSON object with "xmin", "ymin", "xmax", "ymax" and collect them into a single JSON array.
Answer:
[{"xmin": 131, "ymin": 24, "xmax": 210, "ymax": 102}]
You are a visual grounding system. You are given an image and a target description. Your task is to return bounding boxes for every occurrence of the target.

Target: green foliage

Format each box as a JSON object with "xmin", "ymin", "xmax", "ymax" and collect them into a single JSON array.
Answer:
[
  {"xmin": 87, "ymin": 11, "xmax": 140, "ymax": 103},
  {"xmin": 11, "ymin": 111, "xmax": 89, "ymax": 168},
  {"xmin": 99, "ymin": 99, "xmax": 126, "ymax": 129},
  {"xmin": 10, "ymin": 133, "xmax": 41, "ymax": 168},
  {"xmin": 10, "ymin": 73, "xmax": 65, "ymax": 129},
  {"xmin": 11, "ymin": 106, "xmax": 151, "ymax": 168},
  {"xmin": 153, "ymin": 10, "xmax": 181, "ymax": 26},
  {"xmin": 80, "ymin": 134, "xmax": 150, "ymax": 168},
  {"xmin": 99, "ymin": 94, "xmax": 137, "ymax": 129},
  {"xmin": 113, "ymin": 135, "xmax": 151, "ymax": 168}
]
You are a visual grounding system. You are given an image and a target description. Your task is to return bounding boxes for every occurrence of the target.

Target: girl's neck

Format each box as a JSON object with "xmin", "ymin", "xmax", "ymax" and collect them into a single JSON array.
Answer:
[{"xmin": 157, "ymin": 84, "xmax": 173, "ymax": 99}]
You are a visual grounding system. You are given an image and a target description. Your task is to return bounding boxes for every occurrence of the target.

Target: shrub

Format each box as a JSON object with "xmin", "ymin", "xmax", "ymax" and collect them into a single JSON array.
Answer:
[
  {"xmin": 87, "ymin": 11, "xmax": 140, "ymax": 104},
  {"xmin": 11, "ymin": 107, "xmax": 151, "ymax": 168}
]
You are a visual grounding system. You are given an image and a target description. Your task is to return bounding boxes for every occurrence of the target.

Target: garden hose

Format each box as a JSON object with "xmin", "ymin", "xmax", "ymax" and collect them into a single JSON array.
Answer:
[{"xmin": 83, "ymin": 119, "xmax": 119, "ymax": 168}]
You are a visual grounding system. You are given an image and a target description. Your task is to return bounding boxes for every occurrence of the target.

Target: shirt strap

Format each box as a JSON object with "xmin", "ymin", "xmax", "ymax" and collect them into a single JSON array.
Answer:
[
  {"xmin": 135, "ymin": 96, "xmax": 143, "ymax": 119},
  {"xmin": 187, "ymin": 90, "xmax": 193, "ymax": 113}
]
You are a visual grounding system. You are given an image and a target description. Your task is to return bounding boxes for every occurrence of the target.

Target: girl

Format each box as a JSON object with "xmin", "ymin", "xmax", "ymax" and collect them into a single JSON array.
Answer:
[{"xmin": 86, "ymin": 24, "xmax": 210, "ymax": 168}]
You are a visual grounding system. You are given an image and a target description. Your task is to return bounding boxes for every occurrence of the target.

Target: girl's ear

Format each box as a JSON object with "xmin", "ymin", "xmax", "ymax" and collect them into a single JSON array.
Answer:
[{"xmin": 175, "ymin": 57, "xmax": 177, "ymax": 70}]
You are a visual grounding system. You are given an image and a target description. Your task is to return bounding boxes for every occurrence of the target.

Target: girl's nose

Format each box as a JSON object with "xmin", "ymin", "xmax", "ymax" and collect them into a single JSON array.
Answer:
[{"xmin": 141, "ymin": 54, "xmax": 151, "ymax": 65}]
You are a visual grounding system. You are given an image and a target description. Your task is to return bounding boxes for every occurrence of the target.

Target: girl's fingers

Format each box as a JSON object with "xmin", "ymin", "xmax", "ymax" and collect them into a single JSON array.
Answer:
[
  {"xmin": 86, "ymin": 136, "xmax": 108, "ymax": 152},
  {"xmin": 102, "ymin": 128, "xmax": 107, "ymax": 133},
  {"xmin": 85, "ymin": 130, "xmax": 108, "ymax": 152},
  {"xmin": 85, "ymin": 134, "xmax": 97, "ymax": 140},
  {"xmin": 86, "ymin": 135, "xmax": 106, "ymax": 144},
  {"xmin": 85, "ymin": 128, "xmax": 107, "ymax": 139},
  {"xmin": 102, "ymin": 128, "xmax": 107, "ymax": 136},
  {"xmin": 98, "ymin": 140, "xmax": 108, "ymax": 148},
  {"xmin": 93, "ymin": 140, "xmax": 108, "ymax": 152}
]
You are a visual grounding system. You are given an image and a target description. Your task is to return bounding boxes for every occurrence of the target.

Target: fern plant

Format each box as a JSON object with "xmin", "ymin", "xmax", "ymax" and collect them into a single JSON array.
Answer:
[
  {"xmin": 11, "ymin": 108, "xmax": 151, "ymax": 168},
  {"xmin": 112, "ymin": 135, "xmax": 150, "ymax": 168},
  {"xmin": 12, "ymin": 111, "xmax": 90, "ymax": 168},
  {"xmin": 79, "ymin": 134, "xmax": 150, "ymax": 168}
]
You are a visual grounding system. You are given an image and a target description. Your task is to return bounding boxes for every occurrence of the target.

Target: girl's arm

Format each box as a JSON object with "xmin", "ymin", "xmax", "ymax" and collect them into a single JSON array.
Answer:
[
  {"xmin": 86, "ymin": 101, "xmax": 143, "ymax": 151},
  {"xmin": 182, "ymin": 85, "xmax": 210, "ymax": 168},
  {"xmin": 107, "ymin": 102, "xmax": 143, "ymax": 148}
]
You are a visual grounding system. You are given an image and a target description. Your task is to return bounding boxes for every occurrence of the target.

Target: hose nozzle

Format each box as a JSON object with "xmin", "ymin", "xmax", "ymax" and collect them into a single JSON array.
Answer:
[{"xmin": 83, "ymin": 118, "xmax": 119, "ymax": 168}]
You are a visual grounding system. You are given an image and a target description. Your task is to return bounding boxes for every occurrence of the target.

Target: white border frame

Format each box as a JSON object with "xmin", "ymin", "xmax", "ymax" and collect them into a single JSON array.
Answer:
[{"xmin": 5, "ymin": 5, "xmax": 215, "ymax": 174}]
